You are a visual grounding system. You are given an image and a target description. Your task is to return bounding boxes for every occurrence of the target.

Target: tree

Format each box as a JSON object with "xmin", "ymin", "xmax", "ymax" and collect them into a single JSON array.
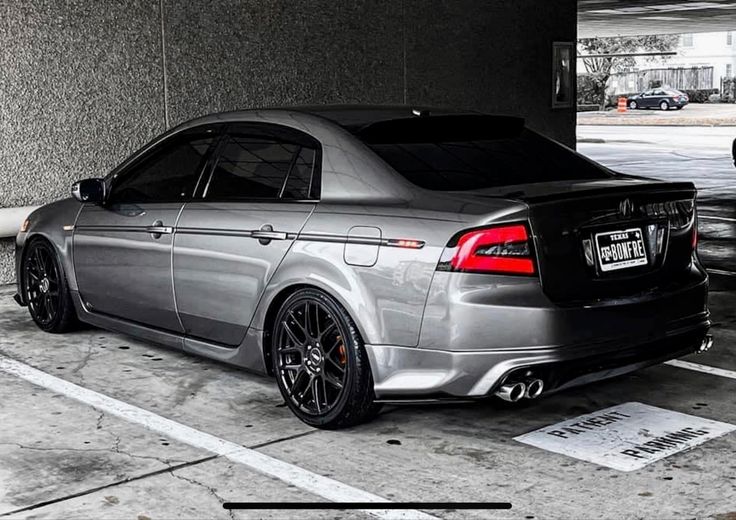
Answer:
[{"xmin": 578, "ymin": 35, "xmax": 680, "ymax": 109}]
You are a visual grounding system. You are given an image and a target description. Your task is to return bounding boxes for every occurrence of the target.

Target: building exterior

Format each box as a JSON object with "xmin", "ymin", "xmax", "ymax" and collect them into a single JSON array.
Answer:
[{"xmin": 667, "ymin": 31, "xmax": 736, "ymax": 86}]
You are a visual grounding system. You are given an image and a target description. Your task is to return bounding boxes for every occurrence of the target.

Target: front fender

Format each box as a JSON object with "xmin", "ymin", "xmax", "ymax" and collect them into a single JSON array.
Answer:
[{"xmin": 16, "ymin": 198, "xmax": 83, "ymax": 297}]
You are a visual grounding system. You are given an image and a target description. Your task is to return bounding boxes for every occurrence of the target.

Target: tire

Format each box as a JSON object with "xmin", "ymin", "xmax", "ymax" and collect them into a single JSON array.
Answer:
[
  {"xmin": 271, "ymin": 288, "xmax": 382, "ymax": 429},
  {"xmin": 628, "ymin": 100, "xmax": 637, "ymax": 109},
  {"xmin": 660, "ymin": 100, "xmax": 669, "ymax": 111},
  {"xmin": 23, "ymin": 238, "xmax": 79, "ymax": 333}
]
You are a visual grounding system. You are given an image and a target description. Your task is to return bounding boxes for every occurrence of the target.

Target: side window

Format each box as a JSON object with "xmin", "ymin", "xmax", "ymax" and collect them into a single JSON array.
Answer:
[
  {"xmin": 282, "ymin": 147, "xmax": 316, "ymax": 199},
  {"xmin": 205, "ymin": 126, "xmax": 318, "ymax": 201},
  {"xmin": 110, "ymin": 134, "xmax": 215, "ymax": 204}
]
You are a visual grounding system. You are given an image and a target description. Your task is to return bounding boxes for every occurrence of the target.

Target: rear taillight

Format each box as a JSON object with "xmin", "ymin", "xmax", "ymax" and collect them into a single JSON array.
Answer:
[{"xmin": 440, "ymin": 223, "xmax": 536, "ymax": 275}]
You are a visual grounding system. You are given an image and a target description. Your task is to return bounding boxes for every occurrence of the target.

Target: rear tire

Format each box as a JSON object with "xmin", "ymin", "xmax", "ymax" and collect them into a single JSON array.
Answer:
[
  {"xmin": 660, "ymin": 100, "xmax": 669, "ymax": 111},
  {"xmin": 23, "ymin": 239, "xmax": 79, "ymax": 333},
  {"xmin": 271, "ymin": 288, "xmax": 382, "ymax": 429}
]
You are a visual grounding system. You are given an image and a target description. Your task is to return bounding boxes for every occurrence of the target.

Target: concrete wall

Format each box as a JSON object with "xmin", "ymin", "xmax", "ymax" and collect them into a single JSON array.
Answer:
[{"xmin": 0, "ymin": 0, "xmax": 576, "ymax": 284}]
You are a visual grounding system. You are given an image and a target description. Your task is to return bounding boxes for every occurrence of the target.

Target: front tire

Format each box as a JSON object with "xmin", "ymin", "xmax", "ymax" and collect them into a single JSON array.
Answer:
[
  {"xmin": 271, "ymin": 288, "xmax": 381, "ymax": 429},
  {"xmin": 23, "ymin": 239, "xmax": 78, "ymax": 333},
  {"xmin": 629, "ymin": 100, "xmax": 638, "ymax": 109}
]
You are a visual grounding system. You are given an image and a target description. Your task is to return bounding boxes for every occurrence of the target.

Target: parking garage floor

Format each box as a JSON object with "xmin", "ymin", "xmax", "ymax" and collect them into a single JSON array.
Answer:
[{"xmin": 1, "ymin": 125, "xmax": 736, "ymax": 519}]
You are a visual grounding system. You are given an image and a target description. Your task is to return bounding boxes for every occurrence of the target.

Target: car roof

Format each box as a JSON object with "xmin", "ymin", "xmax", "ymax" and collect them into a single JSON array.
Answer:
[{"xmin": 176, "ymin": 104, "xmax": 523, "ymax": 137}]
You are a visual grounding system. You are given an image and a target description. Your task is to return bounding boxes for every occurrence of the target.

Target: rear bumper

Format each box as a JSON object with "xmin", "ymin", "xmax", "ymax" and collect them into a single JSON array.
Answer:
[
  {"xmin": 366, "ymin": 316, "xmax": 709, "ymax": 398},
  {"xmin": 367, "ymin": 263, "xmax": 709, "ymax": 398}
]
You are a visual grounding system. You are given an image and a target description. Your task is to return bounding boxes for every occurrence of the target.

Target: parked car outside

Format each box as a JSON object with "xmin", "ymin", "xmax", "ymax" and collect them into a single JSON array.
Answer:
[{"xmin": 627, "ymin": 88, "xmax": 689, "ymax": 110}]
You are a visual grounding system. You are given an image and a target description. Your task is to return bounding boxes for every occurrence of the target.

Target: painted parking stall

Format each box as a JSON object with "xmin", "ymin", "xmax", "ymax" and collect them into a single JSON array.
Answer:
[{"xmin": 515, "ymin": 402, "xmax": 735, "ymax": 471}]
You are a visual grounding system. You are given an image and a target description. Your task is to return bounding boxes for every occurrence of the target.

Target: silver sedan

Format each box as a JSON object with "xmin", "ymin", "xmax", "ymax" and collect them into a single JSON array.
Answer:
[{"xmin": 14, "ymin": 106, "xmax": 711, "ymax": 428}]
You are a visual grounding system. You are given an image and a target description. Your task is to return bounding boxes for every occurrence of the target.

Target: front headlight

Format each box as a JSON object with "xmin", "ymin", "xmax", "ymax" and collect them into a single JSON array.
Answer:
[{"xmin": 20, "ymin": 218, "xmax": 30, "ymax": 233}]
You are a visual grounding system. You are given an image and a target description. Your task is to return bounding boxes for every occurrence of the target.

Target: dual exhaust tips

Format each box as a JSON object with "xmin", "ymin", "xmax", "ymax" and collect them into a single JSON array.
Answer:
[{"xmin": 495, "ymin": 378, "xmax": 544, "ymax": 402}]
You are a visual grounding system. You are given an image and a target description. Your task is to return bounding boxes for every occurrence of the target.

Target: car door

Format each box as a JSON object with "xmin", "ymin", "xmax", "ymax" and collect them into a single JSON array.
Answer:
[
  {"xmin": 73, "ymin": 125, "xmax": 220, "ymax": 331},
  {"xmin": 652, "ymin": 89, "xmax": 666, "ymax": 106},
  {"xmin": 640, "ymin": 89, "xmax": 655, "ymax": 107},
  {"xmin": 173, "ymin": 122, "xmax": 320, "ymax": 346}
]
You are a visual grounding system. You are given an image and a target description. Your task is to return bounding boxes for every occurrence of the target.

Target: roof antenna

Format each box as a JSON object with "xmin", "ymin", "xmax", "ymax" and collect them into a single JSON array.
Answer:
[{"xmin": 411, "ymin": 108, "xmax": 430, "ymax": 117}]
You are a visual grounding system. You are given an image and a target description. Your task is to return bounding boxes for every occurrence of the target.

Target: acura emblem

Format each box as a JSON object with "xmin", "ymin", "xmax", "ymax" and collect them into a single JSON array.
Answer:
[{"xmin": 619, "ymin": 198, "xmax": 634, "ymax": 218}]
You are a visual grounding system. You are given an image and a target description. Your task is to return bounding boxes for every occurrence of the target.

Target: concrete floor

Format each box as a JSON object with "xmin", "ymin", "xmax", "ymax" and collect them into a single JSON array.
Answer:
[{"xmin": 1, "ymin": 126, "xmax": 736, "ymax": 519}]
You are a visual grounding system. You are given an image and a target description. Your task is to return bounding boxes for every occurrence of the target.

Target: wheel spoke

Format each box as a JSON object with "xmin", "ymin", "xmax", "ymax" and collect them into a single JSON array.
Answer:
[
  {"xmin": 324, "ymin": 372, "xmax": 343, "ymax": 389},
  {"xmin": 313, "ymin": 304, "xmax": 322, "ymax": 337},
  {"xmin": 34, "ymin": 249, "xmax": 45, "ymax": 274},
  {"xmin": 304, "ymin": 302, "xmax": 314, "ymax": 338},
  {"xmin": 282, "ymin": 319, "xmax": 304, "ymax": 347},
  {"xmin": 324, "ymin": 335, "xmax": 342, "ymax": 356},
  {"xmin": 287, "ymin": 310, "xmax": 307, "ymax": 336},
  {"xmin": 281, "ymin": 363, "xmax": 301, "ymax": 372},
  {"xmin": 45, "ymin": 294, "xmax": 56, "ymax": 319},
  {"xmin": 288, "ymin": 369, "xmax": 307, "ymax": 397},
  {"xmin": 318, "ymin": 321, "xmax": 336, "ymax": 343},
  {"xmin": 327, "ymin": 357, "xmax": 345, "ymax": 373},
  {"xmin": 295, "ymin": 374, "xmax": 314, "ymax": 408},
  {"xmin": 36, "ymin": 294, "xmax": 46, "ymax": 318},
  {"xmin": 312, "ymin": 376, "xmax": 321, "ymax": 413}
]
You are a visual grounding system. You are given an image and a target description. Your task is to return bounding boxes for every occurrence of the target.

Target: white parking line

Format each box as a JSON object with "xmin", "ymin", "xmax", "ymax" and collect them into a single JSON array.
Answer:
[
  {"xmin": 708, "ymin": 268, "xmax": 736, "ymax": 277},
  {"xmin": 665, "ymin": 359, "xmax": 736, "ymax": 381},
  {"xmin": 0, "ymin": 356, "xmax": 436, "ymax": 520},
  {"xmin": 698, "ymin": 213, "xmax": 736, "ymax": 222},
  {"xmin": 699, "ymin": 215, "xmax": 736, "ymax": 223}
]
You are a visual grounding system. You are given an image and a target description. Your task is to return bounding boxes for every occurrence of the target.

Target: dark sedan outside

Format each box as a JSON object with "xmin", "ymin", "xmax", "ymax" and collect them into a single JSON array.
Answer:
[{"xmin": 627, "ymin": 88, "xmax": 689, "ymax": 111}]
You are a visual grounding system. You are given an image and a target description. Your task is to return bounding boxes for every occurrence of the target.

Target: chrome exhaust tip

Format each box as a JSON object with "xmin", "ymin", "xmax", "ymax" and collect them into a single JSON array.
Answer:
[
  {"xmin": 697, "ymin": 334, "xmax": 714, "ymax": 353},
  {"xmin": 524, "ymin": 378, "xmax": 544, "ymax": 399},
  {"xmin": 495, "ymin": 382, "xmax": 526, "ymax": 402}
]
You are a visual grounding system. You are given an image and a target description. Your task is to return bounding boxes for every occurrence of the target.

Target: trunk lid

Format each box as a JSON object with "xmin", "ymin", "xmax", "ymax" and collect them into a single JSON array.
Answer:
[{"xmin": 517, "ymin": 179, "xmax": 697, "ymax": 304}]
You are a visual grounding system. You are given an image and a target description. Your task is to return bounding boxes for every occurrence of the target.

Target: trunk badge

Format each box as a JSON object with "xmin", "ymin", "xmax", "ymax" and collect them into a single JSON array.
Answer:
[{"xmin": 619, "ymin": 198, "xmax": 635, "ymax": 218}]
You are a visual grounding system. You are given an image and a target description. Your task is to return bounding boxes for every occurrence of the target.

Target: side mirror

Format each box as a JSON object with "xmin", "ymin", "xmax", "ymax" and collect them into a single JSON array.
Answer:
[{"xmin": 72, "ymin": 178, "xmax": 106, "ymax": 204}]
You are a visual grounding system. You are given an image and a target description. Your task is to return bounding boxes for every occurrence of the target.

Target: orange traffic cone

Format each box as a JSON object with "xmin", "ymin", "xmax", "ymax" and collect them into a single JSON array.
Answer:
[{"xmin": 617, "ymin": 97, "xmax": 627, "ymax": 113}]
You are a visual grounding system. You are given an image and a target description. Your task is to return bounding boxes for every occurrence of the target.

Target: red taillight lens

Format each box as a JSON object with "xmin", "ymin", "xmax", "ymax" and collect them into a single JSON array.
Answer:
[{"xmin": 444, "ymin": 224, "xmax": 536, "ymax": 275}]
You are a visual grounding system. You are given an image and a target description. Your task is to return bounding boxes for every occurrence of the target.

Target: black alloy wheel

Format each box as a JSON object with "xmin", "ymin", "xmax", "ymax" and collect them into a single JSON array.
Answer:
[
  {"xmin": 23, "ymin": 239, "xmax": 78, "ymax": 333},
  {"xmin": 272, "ymin": 288, "xmax": 381, "ymax": 429}
]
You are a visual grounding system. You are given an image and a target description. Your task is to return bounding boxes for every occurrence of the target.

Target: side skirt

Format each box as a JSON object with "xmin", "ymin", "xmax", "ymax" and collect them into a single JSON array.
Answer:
[{"xmin": 70, "ymin": 291, "xmax": 268, "ymax": 375}]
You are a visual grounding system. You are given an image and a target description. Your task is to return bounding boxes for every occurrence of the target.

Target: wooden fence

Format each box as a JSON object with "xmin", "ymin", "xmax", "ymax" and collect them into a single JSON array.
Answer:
[{"xmin": 607, "ymin": 67, "xmax": 714, "ymax": 94}]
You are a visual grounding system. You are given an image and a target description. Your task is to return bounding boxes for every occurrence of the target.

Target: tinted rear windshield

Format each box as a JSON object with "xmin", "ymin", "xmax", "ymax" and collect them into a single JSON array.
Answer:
[{"xmin": 357, "ymin": 115, "xmax": 612, "ymax": 191}]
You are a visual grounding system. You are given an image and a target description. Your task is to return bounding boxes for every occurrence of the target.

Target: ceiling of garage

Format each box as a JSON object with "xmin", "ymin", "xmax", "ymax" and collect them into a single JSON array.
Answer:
[{"xmin": 579, "ymin": 0, "xmax": 736, "ymax": 37}]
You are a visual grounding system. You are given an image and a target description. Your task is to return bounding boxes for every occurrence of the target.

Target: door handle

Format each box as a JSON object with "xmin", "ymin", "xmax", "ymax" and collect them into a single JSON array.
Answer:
[
  {"xmin": 251, "ymin": 224, "xmax": 287, "ymax": 245},
  {"xmin": 147, "ymin": 220, "xmax": 173, "ymax": 239}
]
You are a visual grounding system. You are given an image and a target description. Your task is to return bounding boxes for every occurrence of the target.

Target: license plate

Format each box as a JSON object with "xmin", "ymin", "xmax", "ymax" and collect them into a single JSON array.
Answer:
[{"xmin": 594, "ymin": 228, "xmax": 648, "ymax": 272}]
